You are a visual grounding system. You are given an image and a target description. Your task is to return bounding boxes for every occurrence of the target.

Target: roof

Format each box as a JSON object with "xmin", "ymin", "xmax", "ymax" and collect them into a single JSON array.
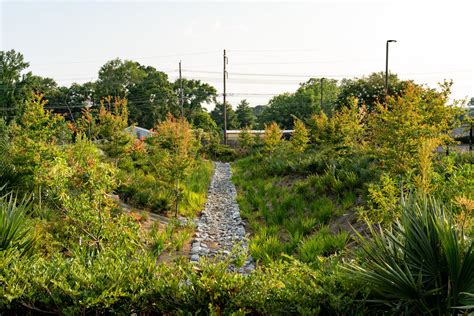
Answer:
[{"xmin": 125, "ymin": 126, "xmax": 153, "ymax": 138}]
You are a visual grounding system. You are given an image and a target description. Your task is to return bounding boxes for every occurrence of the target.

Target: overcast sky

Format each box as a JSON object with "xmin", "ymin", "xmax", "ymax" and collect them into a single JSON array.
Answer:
[{"xmin": 1, "ymin": 0, "xmax": 473, "ymax": 109}]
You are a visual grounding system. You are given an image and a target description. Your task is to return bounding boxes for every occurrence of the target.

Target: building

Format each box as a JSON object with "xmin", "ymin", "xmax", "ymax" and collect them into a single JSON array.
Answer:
[{"xmin": 125, "ymin": 126, "xmax": 153, "ymax": 139}]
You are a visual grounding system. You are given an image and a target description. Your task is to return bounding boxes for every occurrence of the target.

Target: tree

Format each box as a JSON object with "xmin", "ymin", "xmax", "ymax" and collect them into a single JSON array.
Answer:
[
  {"xmin": 235, "ymin": 99, "xmax": 256, "ymax": 128},
  {"xmin": 336, "ymin": 72, "xmax": 411, "ymax": 112},
  {"xmin": 306, "ymin": 112, "xmax": 329, "ymax": 145},
  {"xmin": 152, "ymin": 114, "xmax": 197, "ymax": 217},
  {"xmin": 291, "ymin": 118, "xmax": 309, "ymax": 155},
  {"xmin": 299, "ymin": 78, "xmax": 339, "ymax": 115},
  {"xmin": 263, "ymin": 122, "xmax": 283, "ymax": 153},
  {"xmin": 191, "ymin": 110, "xmax": 219, "ymax": 135},
  {"xmin": 127, "ymin": 66, "xmax": 177, "ymax": 128},
  {"xmin": 0, "ymin": 50, "xmax": 30, "ymax": 118},
  {"xmin": 368, "ymin": 82, "xmax": 462, "ymax": 174},
  {"xmin": 258, "ymin": 78, "xmax": 336, "ymax": 129},
  {"xmin": 238, "ymin": 127, "xmax": 255, "ymax": 152},
  {"xmin": 16, "ymin": 74, "xmax": 67, "ymax": 110},
  {"xmin": 173, "ymin": 78, "xmax": 217, "ymax": 122},
  {"xmin": 210, "ymin": 102, "xmax": 238, "ymax": 131},
  {"xmin": 3, "ymin": 94, "xmax": 71, "ymax": 193},
  {"xmin": 95, "ymin": 58, "xmax": 146, "ymax": 99}
]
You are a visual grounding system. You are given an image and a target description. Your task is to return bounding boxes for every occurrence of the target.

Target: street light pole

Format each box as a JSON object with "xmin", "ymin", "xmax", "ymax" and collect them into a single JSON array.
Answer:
[
  {"xmin": 223, "ymin": 49, "xmax": 228, "ymax": 145},
  {"xmin": 385, "ymin": 40, "xmax": 397, "ymax": 101}
]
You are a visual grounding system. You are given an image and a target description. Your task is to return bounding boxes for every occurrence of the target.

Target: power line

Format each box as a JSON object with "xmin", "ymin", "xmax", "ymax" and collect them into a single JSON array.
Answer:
[{"xmin": 33, "ymin": 51, "xmax": 220, "ymax": 66}]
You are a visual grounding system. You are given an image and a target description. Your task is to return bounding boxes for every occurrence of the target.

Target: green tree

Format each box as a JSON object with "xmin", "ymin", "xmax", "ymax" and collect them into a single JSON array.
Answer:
[
  {"xmin": 173, "ymin": 78, "xmax": 217, "ymax": 122},
  {"xmin": 238, "ymin": 127, "xmax": 255, "ymax": 152},
  {"xmin": 2, "ymin": 94, "xmax": 71, "ymax": 194},
  {"xmin": 291, "ymin": 118, "xmax": 309, "ymax": 155},
  {"xmin": 336, "ymin": 72, "xmax": 411, "ymax": 111},
  {"xmin": 299, "ymin": 78, "xmax": 339, "ymax": 115},
  {"xmin": 0, "ymin": 50, "xmax": 30, "ymax": 118},
  {"xmin": 191, "ymin": 110, "xmax": 219, "ymax": 134},
  {"xmin": 306, "ymin": 112, "xmax": 329, "ymax": 145},
  {"xmin": 235, "ymin": 99, "xmax": 256, "ymax": 128},
  {"xmin": 128, "ymin": 66, "xmax": 177, "ymax": 128},
  {"xmin": 95, "ymin": 58, "xmax": 146, "ymax": 99},
  {"xmin": 259, "ymin": 78, "xmax": 336, "ymax": 129},
  {"xmin": 152, "ymin": 114, "xmax": 197, "ymax": 217},
  {"xmin": 263, "ymin": 122, "xmax": 283, "ymax": 153},
  {"xmin": 368, "ymin": 82, "xmax": 461, "ymax": 174},
  {"xmin": 210, "ymin": 102, "xmax": 238, "ymax": 131}
]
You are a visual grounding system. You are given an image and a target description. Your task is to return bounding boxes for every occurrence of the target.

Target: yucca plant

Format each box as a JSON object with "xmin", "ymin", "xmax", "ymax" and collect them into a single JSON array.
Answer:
[
  {"xmin": 0, "ymin": 193, "xmax": 36, "ymax": 255},
  {"xmin": 346, "ymin": 195, "xmax": 474, "ymax": 314}
]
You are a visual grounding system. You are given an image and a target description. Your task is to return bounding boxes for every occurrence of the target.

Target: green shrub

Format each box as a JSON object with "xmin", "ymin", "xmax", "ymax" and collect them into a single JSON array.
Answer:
[
  {"xmin": 346, "ymin": 195, "xmax": 474, "ymax": 314},
  {"xmin": 0, "ymin": 193, "xmax": 36, "ymax": 255},
  {"xmin": 250, "ymin": 231, "xmax": 284, "ymax": 263},
  {"xmin": 200, "ymin": 142, "xmax": 237, "ymax": 162},
  {"xmin": 297, "ymin": 227, "xmax": 348, "ymax": 263},
  {"xmin": 310, "ymin": 197, "xmax": 335, "ymax": 224}
]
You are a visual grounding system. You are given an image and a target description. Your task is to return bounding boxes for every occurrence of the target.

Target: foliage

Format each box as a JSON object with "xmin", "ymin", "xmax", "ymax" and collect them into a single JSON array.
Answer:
[
  {"xmin": 297, "ymin": 227, "xmax": 348, "ymax": 264},
  {"xmin": 210, "ymin": 102, "xmax": 239, "ymax": 131},
  {"xmin": 128, "ymin": 65, "xmax": 177, "ymax": 128},
  {"xmin": 346, "ymin": 195, "xmax": 474, "ymax": 314},
  {"xmin": 0, "ymin": 250, "xmax": 366, "ymax": 314},
  {"xmin": 151, "ymin": 114, "xmax": 198, "ymax": 216},
  {"xmin": 200, "ymin": 141, "xmax": 237, "ymax": 162},
  {"xmin": 191, "ymin": 110, "xmax": 219, "ymax": 135},
  {"xmin": 263, "ymin": 122, "xmax": 282, "ymax": 153},
  {"xmin": 0, "ymin": 49, "xmax": 30, "ymax": 118},
  {"xmin": 336, "ymin": 72, "xmax": 410, "ymax": 111},
  {"xmin": 306, "ymin": 111, "xmax": 329, "ymax": 145},
  {"xmin": 173, "ymin": 78, "xmax": 217, "ymax": 122},
  {"xmin": 364, "ymin": 173, "xmax": 401, "ymax": 224},
  {"xmin": 291, "ymin": 118, "xmax": 309, "ymax": 155},
  {"xmin": 2, "ymin": 94, "xmax": 71, "ymax": 193},
  {"xmin": 368, "ymin": 82, "xmax": 462, "ymax": 174},
  {"xmin": 95, "ymin": 58, "xmax": 146, "ymax": 99},
  {"xmin": 0, "ymin": 193, "xmax": 36, "ymax": 255},
  {"xmin": 235, "ymin": 99, "xmax": 256, "ymax": 128},
  {"xmin": 237, "ymin": 127, "xmax": 255, "ymax": 153},
  {"xmin": 259, "ymin": 78, "xmax": 338, "ymax": 129}
]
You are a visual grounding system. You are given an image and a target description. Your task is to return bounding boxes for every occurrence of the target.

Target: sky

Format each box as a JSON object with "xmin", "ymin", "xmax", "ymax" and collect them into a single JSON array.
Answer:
[{"xmin": 1, "ymin": 0, "xmax": 473, "ymax": 110}]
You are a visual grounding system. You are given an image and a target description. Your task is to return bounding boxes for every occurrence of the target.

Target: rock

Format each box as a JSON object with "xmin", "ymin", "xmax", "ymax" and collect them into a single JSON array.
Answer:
[{"xmin": 190, "ymin": 162, "xmax": 254, "ymax": 274}]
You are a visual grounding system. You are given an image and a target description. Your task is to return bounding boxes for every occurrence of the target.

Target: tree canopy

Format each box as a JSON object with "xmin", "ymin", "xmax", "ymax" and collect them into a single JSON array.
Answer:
[
  {"xmin": 258, "ymin": 78, "xmax": 338, "ymax": 129},
  {"xmin": 210, "ymin": 102, "xmax": 238, "ymax": 131},
  {"xmin": 335, "ymin": 72, "xmax": 412, "ymax": 111},
  {"xmin": 235, "ymin": 99, "xmax": 256, "ymax": 128}
]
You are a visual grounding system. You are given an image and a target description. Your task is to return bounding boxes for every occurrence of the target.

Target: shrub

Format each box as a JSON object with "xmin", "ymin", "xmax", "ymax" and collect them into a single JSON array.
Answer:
[
  {"xmin": 365, "ymin": 173, "xmax": 401, "ymax": 224},
  {"xmin": 250, "ymin": 231, "xmax": 284, "ymax": 263},
  {"xmin": 310, "ymin": 197, "xmax": 335, "ymax": 224},
  {"xmin": 263, "ymin": 122, "xmax": 282, "ymax": 153},
  {"xmin": 297, "ymin": 227, "xmax": 348, "ymax": 263},
  {"xmin": 201, "ymin": 142, "xmax": 237, "ymax": 162},
  {"xmin": 346, "ymin": 195, "xmax": 474, "ymax": 314},
  {"xmin": 291, "ymin": 118, "xmax": 309, "ymax": 155},
  {"xmin": 0, "ymin": 193, "xmax": 36, "ymax": 255}
]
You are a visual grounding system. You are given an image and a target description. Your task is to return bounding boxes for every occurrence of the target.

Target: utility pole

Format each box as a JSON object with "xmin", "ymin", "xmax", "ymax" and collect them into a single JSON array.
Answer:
[
  {"xmin": 223, "ymin": 49, "xmax": 228, "ymax": 145},
  {"xmin": 320, "ymin": 77, "xmax": 324, "ymax": 112},
  {"xmin": 179, "ymin": 60, "xmax": 184, "ymax": 119}
]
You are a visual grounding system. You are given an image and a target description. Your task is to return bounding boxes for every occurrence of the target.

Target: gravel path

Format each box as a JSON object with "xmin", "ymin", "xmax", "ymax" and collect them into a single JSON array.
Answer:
[{"xmin": 190, "ymin": 161, "xmax": 254, "ymax": 273}]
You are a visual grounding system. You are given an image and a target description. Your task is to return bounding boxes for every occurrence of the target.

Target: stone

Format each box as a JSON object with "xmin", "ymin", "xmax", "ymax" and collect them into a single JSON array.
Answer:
[{"xmin": 190, "ymin": 162, "xmax": 254, "ymax": 274}]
